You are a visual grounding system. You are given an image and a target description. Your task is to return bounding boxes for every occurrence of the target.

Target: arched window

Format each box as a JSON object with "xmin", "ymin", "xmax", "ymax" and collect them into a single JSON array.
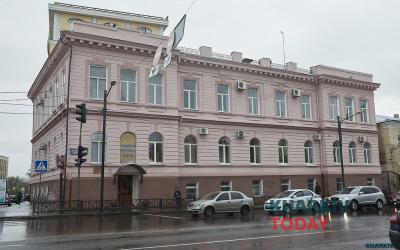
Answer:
[
  {"xmin": 120, "ymin": 132, "xmax": 136, "ymax": 163},
  {"xmin": 91, "ymin": 133, "xmax": 106, "ymax": 163},
  {"xmin": 149, "ymin": 132, "xmax": 163, "ymax": 163},
  {"xmin": 278, "ymin": 139, "xmax": 288, "ymax": 164},
  {"xmin": 363, "ymin": 142, "xmax": 371, "ymax": 164},
  {"xmin": 349, "ymin": 142, "xmax": 357, "ymax": 164},
  {"xmin": 333, "ymin": 141, "xmax": 341, "ymax": 164},
  {"xmin": 219, "ymin": 137, "xmax": 230, "ymax": 164},
  {"xmin": 304, "ymin": 140, "xmax": 313, "ymax": 164},
  {"xmin": 250, "ymin": 138, "xmax": 261, "ymax": 164},
  {"xmin": 184, "ymin": 135, "xmax": 197, "ymax": 164}
]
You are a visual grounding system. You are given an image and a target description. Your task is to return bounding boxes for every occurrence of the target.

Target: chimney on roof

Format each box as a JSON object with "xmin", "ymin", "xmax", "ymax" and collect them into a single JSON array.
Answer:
[
  {"xmin": 231, "ymin": 51, "xmax": 242, "ymax": 63},
  {"xmin": 199, "ymin": 46, "xmax": 212, "ymax": 57},
  {"xmin": 394, "ymin": 114, "xmax": 399, "ymax": 119},
  {"xmin": 286, "ymin": 62, "xmax": 297, "ymax": 72},
  {"xmin": 259, "ymin": 58, "xmax": 271, "ymax": 67}
]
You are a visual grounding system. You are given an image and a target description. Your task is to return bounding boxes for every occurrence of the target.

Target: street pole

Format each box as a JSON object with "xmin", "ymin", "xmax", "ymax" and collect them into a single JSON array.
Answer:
[
  {"xmin": 100, "ymin": 89, "xmax": 107, "ymax": 213},
  {"xmin": 280, "ymin": 31, "xmax": 286, "ymax": 69},
  {"xmin": 337, "ymin": 116, "xmax": 345, "ymax": 190},
  {"xmin": 77, "ymin": 121, "xmax": 82, "ymax": 206}
]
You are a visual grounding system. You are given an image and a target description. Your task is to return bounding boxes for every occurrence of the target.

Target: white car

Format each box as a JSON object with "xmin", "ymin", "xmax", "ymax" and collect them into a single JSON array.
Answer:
[{"xmin": 264, "ymin": 189, "xmax": 322, "ymax": 214}]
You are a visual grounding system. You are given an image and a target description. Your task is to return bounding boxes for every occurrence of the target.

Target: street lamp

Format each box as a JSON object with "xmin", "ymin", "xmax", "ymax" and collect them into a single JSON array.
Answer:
[
  {"xmin": 100, "ymin": 80, "xmax": 116, "ymax": 213},
  {"xmin": 337, "ymin": 110, "xmax": 363, "ymax": 190}
]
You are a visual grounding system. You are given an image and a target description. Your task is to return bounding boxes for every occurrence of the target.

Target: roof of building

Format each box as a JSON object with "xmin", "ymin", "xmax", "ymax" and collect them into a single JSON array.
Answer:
[
  {"xmin": 49, "ymin": 2, "xmax": 169, "ymax": 27},
  {"xmin": 376, "ymin": 115, "xmax": 400, "ymax": 124}
]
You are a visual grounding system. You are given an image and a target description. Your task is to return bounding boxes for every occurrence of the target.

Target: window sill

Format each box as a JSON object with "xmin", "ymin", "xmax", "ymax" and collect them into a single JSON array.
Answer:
[
  {"xmin": 148, "ymin": 162, "xmax": 164, "ymax": 166},
  {"xmin": 250, "ymin": 163, "xmax": 262, "ymax": 166},
  {"xmin": 279, "ymin": 163, "xmax": 289, "ymax": 166},
  {"xmin": 305, "ymin": 164, "xmax": 316, "ymax": 167},
  {"xmin": 184, "ymin": 163, "xmax": 198, "ymax": 166},
  {"xmin": 183, "ymin": 108, "xmax": 198, "ymax": 112},
  {"xmin": 219, "ymin": 163, "xmax": 232, "ymax": 166}
]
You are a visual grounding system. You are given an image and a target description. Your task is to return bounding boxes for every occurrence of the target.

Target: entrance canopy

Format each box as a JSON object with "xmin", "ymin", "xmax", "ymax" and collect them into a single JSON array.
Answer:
[{"xmin": 113, "ymin": 164, "xmax": 146, "ymax": 184}]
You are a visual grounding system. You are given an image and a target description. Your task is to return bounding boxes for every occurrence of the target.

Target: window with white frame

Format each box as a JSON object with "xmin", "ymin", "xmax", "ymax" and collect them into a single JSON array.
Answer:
[
  {"xmin": 89, "ymin": 65, "xmax": 106, "ymax": 99},
  {"xmin": 184, "ymin": 80, "xmax": 197, "ymax": 110},
  {"xmin": 149, "ymin": 132, "xmax": 163, "ymax": 163},
  {"xmin": 336, "ymin": 177, "xmax": 343, "ymax": 191},
  {"xmin": 219, "ymin": 137, "xmax": 230, "ymax": 164},
  {"xmin": 248, "ymin": 88, "xmax": 259, "ymax": 115},
  {"xmin": 307, "ymin": 178, "xmax": 316, "ymax": 191},
  {"xmin": 120, "ymin": 69, "xmax": 137, "ymax": 103},
  {"xmin": 367, "ymin": 177, "xmax": 375, "ymax": 186},
  {"xmin": 345, "ymin": 98, "xmax": 354, "ymax": 121},
  {"xmin": 304, "ymin": 140, "xmax": 314, "ymax": 164},
  {"xmin": 363, "ymin": 142, "xmax": 372, "ymax": 164},
  {"xmin": 184, "ymin": 135, "xmax": 197, "ymax": 164},
  {"xmin": 148, "ymin": 74, "xmax": 163, "ymax": 105},
  {"xmin": 301, "ymin": 95, "xmax": 311, "ymax": 119},
  {"xmin": 281, "ymin": 179, "xmax": 291, "ymax": 192},
  {"xmin": 250, "ymin": 138, "xmax": 261, "ymax": 164},
  {"xmin": 333, "ymin": 141, "xmax": 341, "ymax": 164},
  {"xmin": 221, "ymin": 180, "xmax": 232, "ymax": 191},
  {"xmin": 349, "ymin": 141, "xmax": 357, "ymax": 164},
  {"xmin": 329, "ymin": 96, "xmax": 339, "ymax": 120},
  {"xmin": 251, "ymin": 180, "xmax": 263, "ymax": 197},
  {"xmin": 186, "ymin": 182, "xmax": 198, "ymax": 199},
  {"xmin": 218, "ymin": 84, "xmax": 229, "ymax": 112},
  {"xmin": 91, "ymin": 133, "xmax": 106, "ymax": 162},
  {"xmin": 61, "ymin": 71, "xmax": 66, "ymax": 103},
  {"xmin": 278, "ymin": 139, "xmax": 288, "ymax": 164},
  {"xmin": 360, "ymin": 100, "xmax": 369, "ymax": 123},
  {"xmin": 276, "ymin": 91, "xmax": 286, "ymax": 117}
]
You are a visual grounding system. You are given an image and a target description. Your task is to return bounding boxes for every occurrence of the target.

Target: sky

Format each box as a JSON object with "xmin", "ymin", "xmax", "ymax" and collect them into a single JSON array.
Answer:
[{"xmin": 0, "ymin": 0, "xmax": 399, "ymax": 177}]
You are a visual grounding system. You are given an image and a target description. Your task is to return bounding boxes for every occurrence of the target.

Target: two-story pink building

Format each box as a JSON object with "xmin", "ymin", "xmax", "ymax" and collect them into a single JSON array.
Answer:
[{"xmin": 28, "ymin": 20, "xmax": 381, "ymax": 203}]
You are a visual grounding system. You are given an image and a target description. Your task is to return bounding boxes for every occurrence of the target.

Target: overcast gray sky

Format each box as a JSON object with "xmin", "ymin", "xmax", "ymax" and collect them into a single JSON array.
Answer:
[{"xmin": 0, "ymin": 0, "xmax": 399, "ymax": 177}]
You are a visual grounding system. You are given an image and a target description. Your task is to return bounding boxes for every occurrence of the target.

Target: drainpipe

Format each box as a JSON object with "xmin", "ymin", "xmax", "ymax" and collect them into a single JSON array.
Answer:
[{"xmin": 315, "ymin": 75, "xmax": 326, "ymax": 197}]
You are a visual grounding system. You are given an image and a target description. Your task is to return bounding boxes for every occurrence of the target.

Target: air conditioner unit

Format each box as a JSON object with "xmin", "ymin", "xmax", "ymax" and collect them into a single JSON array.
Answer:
[
  {"xmin": 237, "ymin": 80, "xmax": 247, "ymax": 90},
  {"xmin": 199, "ymin": 128, "xmax": 209, "ymax": 135},
  {"xmin": 291, "ymin": 88, "xmax": 301, "ymax": 97},
  {"xmin": 236, "ymin": 130, "xmax": 244, "ymax": 138},
  {"xmin": 358, "ymin": 136, "xmax": 367, "ymax": 142},
  {"xmin": 313, "ymin": 133, "xmax": 322, "ymax": 141}
]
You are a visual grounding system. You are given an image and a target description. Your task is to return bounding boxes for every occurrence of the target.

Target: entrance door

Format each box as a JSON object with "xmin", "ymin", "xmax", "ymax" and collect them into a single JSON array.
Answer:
[{"xmin": 118, "ymin": 175, "xmax": 133, "ymax": 207}]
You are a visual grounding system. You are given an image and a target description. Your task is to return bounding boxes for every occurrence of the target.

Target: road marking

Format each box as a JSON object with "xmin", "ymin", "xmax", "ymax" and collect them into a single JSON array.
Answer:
[
  {"xmin": 143, "ymin": 214, "xmax": 184, "ymax": 220},
  {"xmin": 121, "ymin": 226, "xmax": 387, "ymax": 250}
]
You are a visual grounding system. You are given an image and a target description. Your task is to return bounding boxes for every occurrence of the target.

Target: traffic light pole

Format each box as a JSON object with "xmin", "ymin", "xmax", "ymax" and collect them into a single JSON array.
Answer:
[{"xmin": 77, "ymin": 121, "xmax": 82, "ymax": 205}]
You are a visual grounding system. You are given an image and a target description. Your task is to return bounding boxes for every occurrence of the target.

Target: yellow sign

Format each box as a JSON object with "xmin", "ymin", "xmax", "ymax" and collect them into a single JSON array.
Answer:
[{"xmin": 120, "ymin": 133, "xmax": 136, "ymax": 163}]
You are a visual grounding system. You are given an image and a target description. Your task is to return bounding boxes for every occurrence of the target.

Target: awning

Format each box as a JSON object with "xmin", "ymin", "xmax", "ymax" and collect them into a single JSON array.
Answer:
[{"xmin": 113, "ymin": 164, "xmax": 146, "ymax": 184}]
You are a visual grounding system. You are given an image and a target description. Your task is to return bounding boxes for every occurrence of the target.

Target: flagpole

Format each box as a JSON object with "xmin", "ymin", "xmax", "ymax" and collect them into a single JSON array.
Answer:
[{"xmin": 280, "ymin": 31, "xmax": 286, "ymax": 69}]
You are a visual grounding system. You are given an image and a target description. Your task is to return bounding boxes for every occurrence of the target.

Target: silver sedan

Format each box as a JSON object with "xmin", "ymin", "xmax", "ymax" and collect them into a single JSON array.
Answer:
[{"xmin": 187, "ymin": 191, "xmax": 254, "ymax": 217}]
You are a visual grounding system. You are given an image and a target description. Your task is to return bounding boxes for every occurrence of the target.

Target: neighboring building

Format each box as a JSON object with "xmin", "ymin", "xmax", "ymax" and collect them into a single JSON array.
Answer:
[
  {"xmin": 47, "ymin": 2, "xmax": 169, "ymax": 54},
  {"xmin": 378, "ymin": 114, "xmax": 400, "ymax": 194},
  {"xmin": 0, "ymin": 155, "xmax": 9, "ymax": 179},
  {"xmin": 28, "ymin": 16, "xmax": 381, "ymax": 203}
]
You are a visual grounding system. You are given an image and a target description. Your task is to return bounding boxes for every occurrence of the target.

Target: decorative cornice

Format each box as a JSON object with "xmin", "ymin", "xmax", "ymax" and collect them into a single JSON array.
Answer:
[{"xmin": 318, "ymin": 74, "xmax": 380, "ymax": 91}]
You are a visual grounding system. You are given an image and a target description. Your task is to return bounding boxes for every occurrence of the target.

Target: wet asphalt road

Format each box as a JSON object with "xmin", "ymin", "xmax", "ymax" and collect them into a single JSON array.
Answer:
[{"xmin": 0, "ymin": 207, "xmax": 394, "ymax": 250}]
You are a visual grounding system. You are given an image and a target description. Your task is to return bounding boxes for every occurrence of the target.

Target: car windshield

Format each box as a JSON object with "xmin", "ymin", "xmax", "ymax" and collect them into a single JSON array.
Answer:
[
  {"xmin": 274, "ymin": 191, "xmax": 295, "ymax": 198},
  {"xmin": 202, "ymin": 192, "xmax": 220, "ymax": 200},
  {"xmin": 340, "ymin": 187, "xmax": 358, "ymax": 194}
]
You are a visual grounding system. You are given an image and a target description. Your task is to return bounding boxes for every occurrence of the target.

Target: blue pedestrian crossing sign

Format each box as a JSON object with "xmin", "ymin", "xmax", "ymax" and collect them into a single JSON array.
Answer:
[{"xmin": 35, "ymin": 160, "xmax": 48, "ymax": 173}]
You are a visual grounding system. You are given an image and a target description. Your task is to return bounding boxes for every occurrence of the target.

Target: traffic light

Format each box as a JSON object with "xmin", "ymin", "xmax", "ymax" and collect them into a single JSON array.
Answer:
[
  {"xmin": 75, "ymin": 145, "xmax": 88, "ymax": 167},
  {"xmin": 76, "ymin": 103, "xmax": 87, "ymax": 123}
]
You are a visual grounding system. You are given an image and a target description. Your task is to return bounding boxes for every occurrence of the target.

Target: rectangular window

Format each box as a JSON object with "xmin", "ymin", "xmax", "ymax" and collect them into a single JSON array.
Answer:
[
  {"xmin": 221, "ymin": 180, "xmax": 232, "ymax": 191},
  {"xmin": 186, "ymin": 182, "xmax": 198, "ymax": 199},
  {"xmin": 336, "ymin": 177, "xmax": 343, "ymax": 191},
  {"xmin": 281, "ymin": 179, "xmax": 291, "ymax": 192},
  {"xmin": 120, "ymin": 69, "xmax": 137, "ymax": 103},
  {"xmin": 360, "ymin": 100, "xmax": 369, "ymax": 123},
  {"xmin": 248, "ymin": 88, "xmax": 259, "ymax": 115},
  {"xmin": 251, "ymin": 180, "xmax": 263, "ymax": 197},
  {"xmin": 218, "ymin": 84, "xmax": 229, "ymax": 112},
  {"xmin": 276, "ymin": 91, "xmax": 286, "ymax": 117},
  {"xmin": 307, "ymin": 178, "xmax": 315, "ymax": 191},
  {"xmin": 329, "ymin": 96, "xmax": 339, "ymax": 120},
  {"xmin": 148, "ymin": 74, "xmax": 163, "ymax": 105},
  {"xmin": 366, "ymin": 177, "xmax": 374, "ymax": 186},
  {"xmin": 89, "ymin": 65, "xmax": 106, "ymax": 99},
  {"xmin": 301, "ymin": 95, "xmax": 311, "ymax": 119},
  {"xmin": 184, "ymin": 80, "xmax": 197, "ymax": 110},
  {"xmin": 345, "ymin": 98, "xmax": 354, "ymax": 121}
]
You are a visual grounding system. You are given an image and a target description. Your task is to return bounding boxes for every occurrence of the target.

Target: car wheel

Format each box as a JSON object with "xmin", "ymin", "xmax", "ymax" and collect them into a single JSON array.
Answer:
[
  {"xmin": 312, "ymin": 202, "xmax": 320, "ymax": 213},
  {"xmin": 350, "ymin": 200, "xmax": 358, "ymax": 211},
  {"xmin": 283, "ymin": 204, "xmax": 291, "ymax": 214},
  {"xmin": 376, "ymin": 199, "xmax": 384, "ymax": 210},
  {"xmin": 204, "ymin": 206, "xmax": 214, "ymax": 217},
  {"xmin": 240, "ymin": 205, "xmax": 250, "ymax": 216}
]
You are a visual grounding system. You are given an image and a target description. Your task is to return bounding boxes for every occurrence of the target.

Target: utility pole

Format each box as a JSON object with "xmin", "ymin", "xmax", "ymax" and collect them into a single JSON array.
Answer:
[{"xmin": 75, "ymin": 103, "xmax": 87, "ymax": 208}]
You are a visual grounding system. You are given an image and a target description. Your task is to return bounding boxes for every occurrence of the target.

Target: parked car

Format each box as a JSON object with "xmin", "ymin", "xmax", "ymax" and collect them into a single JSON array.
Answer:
[
  {"xmin": 2, "ymin": 194, "xmax": 12, "ymax": 206},
  {"xmin": 329, "ymin": 186, "xmax": 385, "ymax": 211},
  {"xmin": 390, "ymin": 210, "xmax": 400, "ymax": 249},
  {"xmin": 264, "ymin": 189, "xmax": 322, "ymax": 214},
  {"xmin": 187, "ymin": 191, "xmax": 254, "ymax": 217},
  {"xmin": 388, "ymin": 191, "xmax": 400, "ymax": 205}
]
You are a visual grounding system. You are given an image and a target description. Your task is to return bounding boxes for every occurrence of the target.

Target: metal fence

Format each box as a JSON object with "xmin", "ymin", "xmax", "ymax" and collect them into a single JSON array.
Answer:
[{"xmin": 32, "ymin": 196, "xmax": 271, "ymax": 213}]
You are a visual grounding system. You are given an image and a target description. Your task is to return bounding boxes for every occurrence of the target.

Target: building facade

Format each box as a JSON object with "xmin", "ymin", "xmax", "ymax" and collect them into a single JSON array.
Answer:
[
  {"xmin": 378, "ymin": 115, "xmax": 400, "ymax": 194},
  {"xmin": 28, "ymin": 19, "xmax": 381, "ymax": 202},
  {"xmin": 0, "ymin": 155, "xmax": 9, "ymax": 179}
]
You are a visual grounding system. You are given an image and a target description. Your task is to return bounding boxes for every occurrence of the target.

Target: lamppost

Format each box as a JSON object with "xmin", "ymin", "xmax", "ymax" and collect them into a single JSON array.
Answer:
[
  {"xmin": 337, "ymin": 110, "xmax": 363, "ymax": 190},
  {"xmin": 100, "ymin": 80, "xmax": 116, "ymax": 213}
]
